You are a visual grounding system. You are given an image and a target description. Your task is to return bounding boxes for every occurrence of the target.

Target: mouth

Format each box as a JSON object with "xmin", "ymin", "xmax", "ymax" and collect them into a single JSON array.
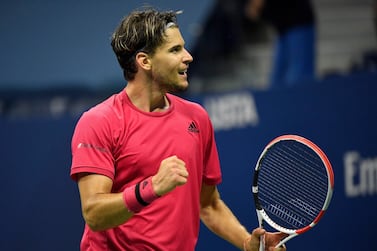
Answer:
[
  {"xmin": 178, "ymin": 69, "xmax": 187, "ymax": 76},
  {"xmin": 178, "ymin": 70, "xmax": 187, "ymax": 76}
]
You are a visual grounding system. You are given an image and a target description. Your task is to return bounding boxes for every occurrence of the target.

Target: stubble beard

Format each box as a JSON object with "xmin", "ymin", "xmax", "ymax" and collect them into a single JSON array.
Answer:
[{"xmin": 161, "ymin": 80, "xmax": 188, "ymax": 94}]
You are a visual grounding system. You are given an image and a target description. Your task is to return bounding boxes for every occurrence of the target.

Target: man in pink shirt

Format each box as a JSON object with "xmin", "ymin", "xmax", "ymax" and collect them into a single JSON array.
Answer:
[{"xmin": 70, "ymin": 7, "xmax": 286, "ymax": 251}]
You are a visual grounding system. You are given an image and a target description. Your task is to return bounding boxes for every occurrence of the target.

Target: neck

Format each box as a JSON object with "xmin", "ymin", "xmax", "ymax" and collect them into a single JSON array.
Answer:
[{"xmin": 124, "ymin": 84, "xmax": 169, "ymax": 112}]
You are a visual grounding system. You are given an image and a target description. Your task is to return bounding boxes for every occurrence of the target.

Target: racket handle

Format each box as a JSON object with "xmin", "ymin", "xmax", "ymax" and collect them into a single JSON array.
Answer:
[
  {"xmin": 259, "ymin": 235, "xmax": 265, "ymax": 251},
  {"xmin": 257, "ymin": 211, "xmax": 265, "ymax": 251}
]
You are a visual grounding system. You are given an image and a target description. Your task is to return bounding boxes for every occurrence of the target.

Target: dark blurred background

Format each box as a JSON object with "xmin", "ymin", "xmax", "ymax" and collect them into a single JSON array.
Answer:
[{"xmin": 1, "ymin": 0, "xmax": 376, "ymax": 250}]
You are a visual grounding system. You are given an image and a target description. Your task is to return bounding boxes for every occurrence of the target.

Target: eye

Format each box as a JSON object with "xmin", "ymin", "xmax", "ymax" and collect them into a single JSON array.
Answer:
[{"xmin": 170, "ymin": 45, "xmax": 182, "ymax": 53}]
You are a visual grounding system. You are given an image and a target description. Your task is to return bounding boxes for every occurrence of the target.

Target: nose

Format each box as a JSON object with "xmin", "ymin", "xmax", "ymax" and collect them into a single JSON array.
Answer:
[{"xmin": 183, "ymin": 48, "xmax": 193, "ymax": 64}]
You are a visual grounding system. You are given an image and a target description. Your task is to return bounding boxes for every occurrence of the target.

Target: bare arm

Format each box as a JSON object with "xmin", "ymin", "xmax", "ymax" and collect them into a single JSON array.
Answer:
[
  {"xmin": 200, "ymin": 184, "xmax": 287, "ymax": 251},
  {"xmin": 77, "ymin": 173, "xmax": 133, "ymax": 231},
  {"xmin": 200, "ymin": 184, "xmax": 250, "ymax": 249}
]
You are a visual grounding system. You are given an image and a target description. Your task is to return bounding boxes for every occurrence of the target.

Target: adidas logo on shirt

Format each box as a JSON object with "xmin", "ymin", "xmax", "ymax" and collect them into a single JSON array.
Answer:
[{"xmin": 188, "ymin": 121, "xmax": 199, "ymax": 133}]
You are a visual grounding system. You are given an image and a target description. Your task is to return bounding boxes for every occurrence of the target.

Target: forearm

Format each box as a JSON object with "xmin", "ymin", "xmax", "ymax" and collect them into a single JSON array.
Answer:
[
  {"xmin": 200, "ymin": 198, "xmax": 250, "ymax": 250},
  {"xmin": 81, "ymin": 192, "xmax": 133, "ymax": 231},
  {"xmin": 78, "ymin": 174, "xmax": 135, "ymax": 231},
  {"xmin": 80, "ymin": 175, "xmax": 160, "ymax": 231}
]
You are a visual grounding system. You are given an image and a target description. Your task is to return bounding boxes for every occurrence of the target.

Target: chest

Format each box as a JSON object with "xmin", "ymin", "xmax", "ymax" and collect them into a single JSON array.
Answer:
[{"xmin": 112, "ymin": 112, "xmax": 203, "ymax": 191}]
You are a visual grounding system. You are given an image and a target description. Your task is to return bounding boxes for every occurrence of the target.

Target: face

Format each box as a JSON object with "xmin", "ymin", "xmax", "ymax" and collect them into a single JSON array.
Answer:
[{"xmin": 149, "ymin": 28, "xmax": 193, "ymax": 92}]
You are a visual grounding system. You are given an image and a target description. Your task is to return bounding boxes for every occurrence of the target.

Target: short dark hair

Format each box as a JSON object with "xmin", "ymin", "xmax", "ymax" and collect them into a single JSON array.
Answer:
[{"xmin": 111, "ymin": 7, "xmax": 179, "ymax": 81}]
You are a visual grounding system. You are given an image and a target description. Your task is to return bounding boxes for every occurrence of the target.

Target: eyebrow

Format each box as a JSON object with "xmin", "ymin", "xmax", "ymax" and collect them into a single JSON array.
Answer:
[{"xmin": 168, "ymin": 44, "xmax": 182, "ymax": 52}]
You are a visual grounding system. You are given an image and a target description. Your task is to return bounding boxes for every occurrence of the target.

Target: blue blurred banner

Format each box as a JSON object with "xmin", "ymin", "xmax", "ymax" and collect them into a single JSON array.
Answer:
[{"xmin": 0, "ymin": 72, "xmax": 376, "ymax": 250}]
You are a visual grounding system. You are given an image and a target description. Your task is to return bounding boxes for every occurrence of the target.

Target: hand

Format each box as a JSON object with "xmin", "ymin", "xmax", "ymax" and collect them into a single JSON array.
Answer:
[
  {"xmin": 151, "ymin": 155, "xmax": 188, "ymax": 196},
  {"xmin": 264, "ymin": 231, "xmax": 288, "ymax": 251},
  {"xmin": 245, "ymin": 228, "xmax": 288, "ymax": 251}
]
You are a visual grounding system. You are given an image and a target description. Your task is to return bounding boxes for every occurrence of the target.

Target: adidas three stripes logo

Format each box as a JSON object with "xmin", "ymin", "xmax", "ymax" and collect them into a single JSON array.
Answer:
[{"xmin": 188, "ymin": 121, "xmax": 199, "ymax": 133}]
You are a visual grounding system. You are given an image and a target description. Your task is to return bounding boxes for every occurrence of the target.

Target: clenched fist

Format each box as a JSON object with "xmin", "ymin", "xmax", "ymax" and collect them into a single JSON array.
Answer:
[{"xmin": 151, "ymin": 155, "xmax": 189, "ymax": 196}]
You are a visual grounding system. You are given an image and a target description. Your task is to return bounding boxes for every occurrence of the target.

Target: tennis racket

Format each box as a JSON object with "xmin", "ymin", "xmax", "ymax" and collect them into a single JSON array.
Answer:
[{"xmin": 252, "ymin": 135, "xmax": 334, "ymax": 250}]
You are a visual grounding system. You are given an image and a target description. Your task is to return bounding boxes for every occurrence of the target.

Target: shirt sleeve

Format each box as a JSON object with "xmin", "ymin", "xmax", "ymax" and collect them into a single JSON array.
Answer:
[{"xmin": 70, "ymin": 108, "xmax": 116, "ymax": 181}]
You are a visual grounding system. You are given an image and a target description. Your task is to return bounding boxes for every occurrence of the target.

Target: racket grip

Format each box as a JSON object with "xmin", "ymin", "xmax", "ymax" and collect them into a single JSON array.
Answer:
[
  {"xmin": 257, "ymin": 211, "xmax": 265, "ymax": 251},
  {"xmin": 259, "ymin": 236, "xmax": 265, "ymax": 251}
]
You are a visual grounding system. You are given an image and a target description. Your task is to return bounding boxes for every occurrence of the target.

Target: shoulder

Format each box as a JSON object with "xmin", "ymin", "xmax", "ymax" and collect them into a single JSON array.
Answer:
[
  {"xmin": 75, "ymin": 93, "xmax": 126, "ymax": 133},
  {"xmin": 81, "ymin": 93, "xmax": 124, "ymax": 121}
]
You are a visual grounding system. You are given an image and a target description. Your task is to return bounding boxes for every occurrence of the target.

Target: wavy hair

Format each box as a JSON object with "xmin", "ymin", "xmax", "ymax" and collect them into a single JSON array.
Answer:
[{"xmin": 111, "ymin": 7, "xmax": 179, "ymax": 81}]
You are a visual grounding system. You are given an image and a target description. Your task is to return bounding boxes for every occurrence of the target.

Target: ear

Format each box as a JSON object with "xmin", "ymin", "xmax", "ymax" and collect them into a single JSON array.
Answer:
[{"xmin": 135, "ymin": 52, "xmax": 151, "ymax": 71}]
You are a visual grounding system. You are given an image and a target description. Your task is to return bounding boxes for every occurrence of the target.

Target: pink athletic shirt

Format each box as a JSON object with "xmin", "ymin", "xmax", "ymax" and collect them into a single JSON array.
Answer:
[{"xmin": 70, "ymin": 90, "xmax": 222, "ymax": 251}]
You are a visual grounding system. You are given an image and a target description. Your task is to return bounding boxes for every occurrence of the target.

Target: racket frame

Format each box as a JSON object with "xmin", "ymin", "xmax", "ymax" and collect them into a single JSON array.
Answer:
[{"xmin": 252, "ymin": 135, "xmax": 334, "ymax": 248}]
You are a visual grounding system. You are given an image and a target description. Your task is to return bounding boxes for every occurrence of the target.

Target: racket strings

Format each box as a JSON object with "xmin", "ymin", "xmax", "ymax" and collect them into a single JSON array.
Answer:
[
  {"xmin": 257, "ymin": 140, "xmax": 329, "ymax": 229},
  {"xmin": 259, "ymin": 155, "xmax": 327, "ymax": 214},
  {"xmin": 262, "ymin": 144, "xmax": 328, "ymax": 201},
  {"xmin": 260, "ymin": 156, "xmax": 327, "ymax": 203}
]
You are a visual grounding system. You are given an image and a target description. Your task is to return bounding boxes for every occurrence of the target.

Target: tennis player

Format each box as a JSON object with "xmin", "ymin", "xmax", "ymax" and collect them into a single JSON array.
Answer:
[{"xmin": 70, "ymin": 7, "xmax": 287, "ymax": 251}]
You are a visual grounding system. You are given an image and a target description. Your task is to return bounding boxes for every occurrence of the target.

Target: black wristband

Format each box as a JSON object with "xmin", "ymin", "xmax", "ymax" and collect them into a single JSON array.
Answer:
[{"xmin": 135, "ymin": 182, "xmax": 149, "ymax": 206}]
